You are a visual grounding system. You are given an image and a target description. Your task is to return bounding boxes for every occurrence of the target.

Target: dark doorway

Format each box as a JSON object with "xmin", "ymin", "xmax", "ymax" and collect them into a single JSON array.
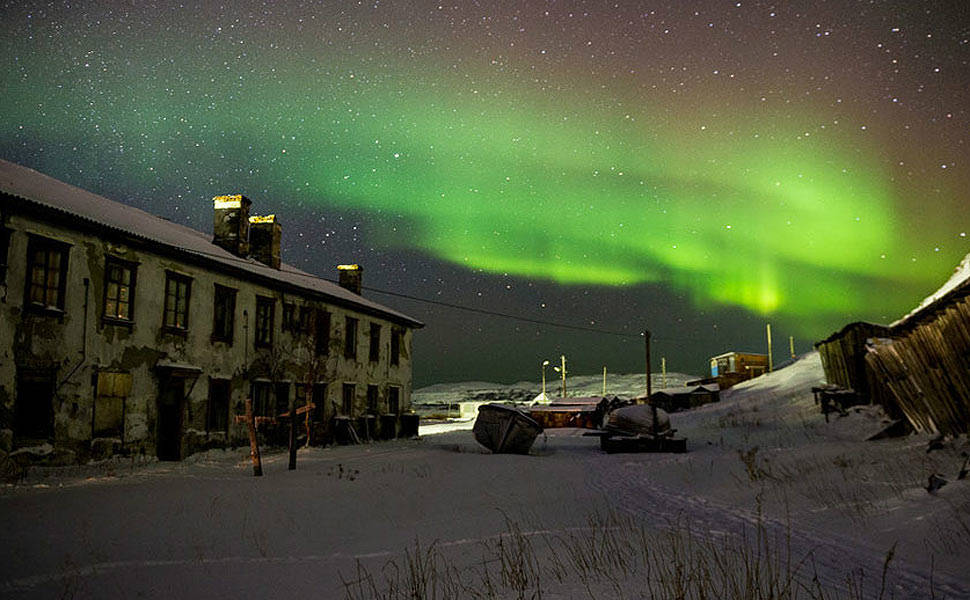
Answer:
[
  {"xmin": 15, "ymin": 368, "xmax": 55, "ymax": 445},
  {"xmin": 156, "ymin": 376, "xmax": 185, "ymax": 460}
]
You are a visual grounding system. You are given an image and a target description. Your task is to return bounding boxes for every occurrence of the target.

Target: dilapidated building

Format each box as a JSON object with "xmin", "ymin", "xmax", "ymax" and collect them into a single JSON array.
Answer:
[{"xmin": 0, "ymin": 159, "xmax": 423, "ymax": 463}]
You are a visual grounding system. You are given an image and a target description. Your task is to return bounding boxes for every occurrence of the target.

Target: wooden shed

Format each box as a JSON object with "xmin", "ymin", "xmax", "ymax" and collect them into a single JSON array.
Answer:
[
  {"xmin": 863, "ymin": 255, "xmax": 970, "ymax": 435},
  {"xmin": 649, "ymin": 384, "xmax": 720, "ymax": 412},
  {"xmin": 814, "ymin": 321, "xmax": 891, "ymax": 399}
]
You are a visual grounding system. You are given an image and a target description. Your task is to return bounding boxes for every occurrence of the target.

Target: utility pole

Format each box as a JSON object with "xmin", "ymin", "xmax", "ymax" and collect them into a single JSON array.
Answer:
[
  {"xmin": 766, "ymin": 323, "xmax": 774, "ymax": 373},
  {"xmin": 789, "ymin": 335, "xmax": 795, "ymax": 359},
  {"xmin": 644, "ymin": 330, "xmax": 652, "ymax": 401},
  {"xmin": 602, "ymin": 366, "xmax": 607, "ymax": 396},
  {"xmin": 560, "ymin": 355, "xmax": 567, "ymax": 397},
  {"xmin": 662, "ymin": 357, "xmax": 667, "ymax": 388}
]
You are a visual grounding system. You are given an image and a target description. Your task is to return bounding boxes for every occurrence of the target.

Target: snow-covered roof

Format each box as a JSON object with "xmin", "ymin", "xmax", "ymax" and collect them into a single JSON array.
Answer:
[
  {"xmin": 0, "ymin": 159, "xmax": 423, "ymax": 328},
  {"xmin": 891, "ymin": 252, "xmax": 970, "ymax": 328}
]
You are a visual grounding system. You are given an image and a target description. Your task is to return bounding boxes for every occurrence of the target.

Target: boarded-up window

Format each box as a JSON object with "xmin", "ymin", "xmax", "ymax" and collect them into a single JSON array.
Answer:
[
  {"xmin": 94, "ymin": 371, "xmax": 131, "ymax": 438},
  {"xmin": 388, "ymin": 386, "xmax": 401, "ymax": 415}
]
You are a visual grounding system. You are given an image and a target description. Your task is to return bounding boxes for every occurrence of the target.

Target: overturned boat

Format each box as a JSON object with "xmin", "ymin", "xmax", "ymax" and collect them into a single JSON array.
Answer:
[
  {"xmin": 594, "ymin": 403, "xmax": 687, "ymax": 453},
  {"xmin": 473, "ymin": 404, "xmax": 544, "ymax": 454}
]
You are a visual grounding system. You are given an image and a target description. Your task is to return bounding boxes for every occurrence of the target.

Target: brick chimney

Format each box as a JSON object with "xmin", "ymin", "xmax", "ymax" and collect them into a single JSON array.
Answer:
[
  {"xmin": 212, "ymin": 194, "xmax": 251, "ymax": 257},
  {"xmin": 249, "ymin": 215, "xmax": 282, "ymax": 269},
  {"xmin": 337, "ymin": 264, "xmax": 362, "ymax": 295}
]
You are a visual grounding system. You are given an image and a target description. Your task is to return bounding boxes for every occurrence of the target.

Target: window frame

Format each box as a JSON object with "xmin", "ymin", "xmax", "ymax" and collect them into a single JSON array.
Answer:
[
  {"xmin": 315, "ymin": 309, "xmax": 331, "ymax": 356},
  {"xmin": 162, "ymin": 271, "xmax": 192, "ymax": 333},
  {"xmin": 206, "ymin": 378, "xmax": 231, "ymax": 434},
  {"xmin": 102, "ymin": 256, "xmax": 138, "ymax": 325},
  {"xmin": 24, "ymin": 235, "xmax": 70, "ymax": 314},
  {"xmin": 344, "ymin": 316, "xmax": 358, "ymax": 359},
  {"xmin": 341, "ymin": 382, "xmax": 356, "ymax": 416},
  {"xmin": 255, "ymin": 295, "xmax": 275, "ymax": 348},
  {"xmin": 390, "ymin": 328, "xmax": 402, "ymax": 366},
  {"xmin": 369, "ymin": 323, "xmax": 381, "ymax": 362},
  {"xmin": 211, "ymin": 284, "xmax": 237, "ymax": 344}
]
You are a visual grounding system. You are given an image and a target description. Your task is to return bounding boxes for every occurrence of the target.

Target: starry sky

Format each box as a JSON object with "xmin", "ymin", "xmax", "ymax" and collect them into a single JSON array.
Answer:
[{"xmin": 1, "ymin": 1, "xmax": 968, "ymax": 386}]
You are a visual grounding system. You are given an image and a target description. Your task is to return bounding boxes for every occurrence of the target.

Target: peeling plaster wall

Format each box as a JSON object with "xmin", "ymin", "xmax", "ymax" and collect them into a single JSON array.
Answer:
[{"xmin": 0, "ymin": 209, "xmax": 416, "ymax": 462}]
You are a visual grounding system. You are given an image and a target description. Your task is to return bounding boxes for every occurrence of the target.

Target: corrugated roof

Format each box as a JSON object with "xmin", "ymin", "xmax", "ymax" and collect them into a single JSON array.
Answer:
[{"xmin": 0, "ymin": 159, "xmax": 423, "ymax": 328}]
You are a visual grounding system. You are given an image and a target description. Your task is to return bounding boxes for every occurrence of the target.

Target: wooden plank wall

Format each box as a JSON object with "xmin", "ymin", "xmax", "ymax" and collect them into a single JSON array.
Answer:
[
  {"xmin": 865, "ymin": 293, "xmax": 970, "ymax": 435},
  {"xmin": 815, "ymin": 323, "xmax": 890, "ymax": 396}
]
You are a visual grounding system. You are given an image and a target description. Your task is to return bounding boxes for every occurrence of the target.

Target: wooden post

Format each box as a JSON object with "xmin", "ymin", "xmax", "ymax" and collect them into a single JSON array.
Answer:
[
  {"xmin": 245, "ymin": 398, "xmax": 262, "ymax": 477},
  {"xmin": 602, "ymin": 366, "xmax": 607, "ymax": 396},
  {"xmin": 644, "ymin": 330, "xmax": 652, "ymax": 401},
  {"xmin": 304, "ymin": 386, "xmax": 313, "ymax": 449},
  {"xmin": 766, "ymin": 323, "xmax": 774, "ymax": 372},
  {"xmin": 288, "ymin": 389, "xmax": 297, "ymax": 470},
  {"xmin": 789, "ymin": 335, "xmax": 795, "ymax": 359},
  {"xmin": 662, "ymin": 356, "xmax": 667, "ymax": 388}
]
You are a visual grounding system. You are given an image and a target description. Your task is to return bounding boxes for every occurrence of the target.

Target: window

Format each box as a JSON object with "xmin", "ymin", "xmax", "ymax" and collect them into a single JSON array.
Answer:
[
  {"xmin": 298, "ymin": 306, "xmax": 312, "ymax": 334},
  {"xmin": 251, "ymin": 381, "xmax": 273, "ymax": 417},
  {"xmin": 369, "ymin": 323, "xmax": 381, "ymax": 362},
  {"xmin": 25, "ymin": 236, "xmax": 69, "ymax": 311},
  {"xmin": 312, "ymin": 383, "xmax": 327, "ymax": 422},
  {"xmin": 282, "ymin": 303, "xmax": 295, "ymax": 332},
  {"xmin": 207, "ymin": 378, "xmax": 230, "ymax": 434},
  {"xmin": 388, "ymin": 386, "xmax": 401, "ymax": 415},
  {"xmin": 391, "ymin": 329, "xmax": 402, "ymax": 366},
  {"xmin": 255, "ymin": 296, "xmax": 274, "ymax": 348},
  {"xmin": 212, "ymin": 285, "xmax": 236, "ymax": 343},
  {"xmin": 162, "ymin": 271, "xmax": 191, "ymax": 331},
  {"xmin": 94, "ymin": 370, "xmax": 131, "ymax": 438},
  {"xmin": 315, "ymin": 309, "xmax": 331, "ymax": 356},
  {"xmin": 103, "ymin": 257, "xmax": 137, "ymax": 323},
  {"xmin": 275, "ymin": 382, "xmax": 290, "ymax": 417},
  {"xmin": 344, "ymin": 317, "xmax": 358, "ymax": 359},
  {"xmin": 341, "ymin": 383, "xmax": 355, "ymax": 416},
  {"xmin": 367, "ymin": 384, "xmax": 379, "ymax": 414}
]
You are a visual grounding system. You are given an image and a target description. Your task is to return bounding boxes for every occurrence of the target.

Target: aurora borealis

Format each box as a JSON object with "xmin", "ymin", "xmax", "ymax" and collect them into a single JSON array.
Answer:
[{"xmin": 1, "ymin": 1, "xmax": 968, "ymax": 384}]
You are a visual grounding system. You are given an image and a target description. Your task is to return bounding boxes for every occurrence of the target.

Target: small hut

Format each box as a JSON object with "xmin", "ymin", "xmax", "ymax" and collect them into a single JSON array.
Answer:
[{"xmin": 649, "ymin": 384, "xmax": 720, "ymax": 412}]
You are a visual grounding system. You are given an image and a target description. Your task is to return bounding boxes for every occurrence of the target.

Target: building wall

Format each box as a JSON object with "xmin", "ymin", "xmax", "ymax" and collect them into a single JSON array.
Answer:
[{"xmin": 0, "ymin": 210, "xmax": 415, "ymax": 462}]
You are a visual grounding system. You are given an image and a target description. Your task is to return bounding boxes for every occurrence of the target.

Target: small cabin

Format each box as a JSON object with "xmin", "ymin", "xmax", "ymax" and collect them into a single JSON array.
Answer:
[
  {"xmin": 707, "ymin": 351, "xmax": 769, "ymax": 389},
  {"xmin": 650, "ymin": 384, "xmax": 720, "ymax": 412}
]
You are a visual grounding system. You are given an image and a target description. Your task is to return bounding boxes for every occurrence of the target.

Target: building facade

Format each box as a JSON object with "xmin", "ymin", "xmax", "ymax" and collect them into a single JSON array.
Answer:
[{"xmin": 0, "ymin": 159, "xmax": 423, "ymax": 463}]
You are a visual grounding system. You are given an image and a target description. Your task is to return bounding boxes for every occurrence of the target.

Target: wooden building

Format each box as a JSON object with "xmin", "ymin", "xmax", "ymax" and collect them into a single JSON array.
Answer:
[
  {"xmin": 693, "ymin": 351, "xmax": 769, "ymax": 389},
  {"xmin": 816, "ymin": 254, "xmax": 970, "ymax": 435},
  {"xmin": 649, "ymin": 384, "xmax": 720, "ymax": 412},
  {"xmin": 0, "ymin": 159, "xmax": 423, "ymax": 463}
]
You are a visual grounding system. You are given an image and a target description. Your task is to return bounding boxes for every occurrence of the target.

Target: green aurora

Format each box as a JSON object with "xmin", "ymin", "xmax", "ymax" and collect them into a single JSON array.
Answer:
[{"xmin": 1, "ymin": 5, "xmax": 965, "ymax": 339}]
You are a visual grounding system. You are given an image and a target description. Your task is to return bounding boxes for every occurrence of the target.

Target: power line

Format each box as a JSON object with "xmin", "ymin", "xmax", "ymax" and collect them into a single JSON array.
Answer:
[
  {"xmin": 140, "ymin": 234, "xmax": 703, "ymax": 345},
  {"xmin": 362, "ymin": 285, "xmax": 644, "ymax": 339}
]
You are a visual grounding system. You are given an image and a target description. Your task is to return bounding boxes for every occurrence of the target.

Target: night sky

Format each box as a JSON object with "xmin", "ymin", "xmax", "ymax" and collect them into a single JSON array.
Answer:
[{"xmin": 2, "ymin": 1, "xmax": 968, "ymax": 386}]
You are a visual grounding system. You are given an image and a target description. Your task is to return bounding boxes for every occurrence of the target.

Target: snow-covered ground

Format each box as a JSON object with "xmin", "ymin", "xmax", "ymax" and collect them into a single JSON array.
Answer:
[{"xmin": 2, "ymin": 352, "xmax": 969, "ymax": 599}]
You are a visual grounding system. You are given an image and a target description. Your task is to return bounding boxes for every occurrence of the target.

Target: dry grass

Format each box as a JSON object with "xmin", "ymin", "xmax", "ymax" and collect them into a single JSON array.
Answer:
[{"xmin": 341, "ymin": 509, "xmax": 903, "ymax": 600}]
